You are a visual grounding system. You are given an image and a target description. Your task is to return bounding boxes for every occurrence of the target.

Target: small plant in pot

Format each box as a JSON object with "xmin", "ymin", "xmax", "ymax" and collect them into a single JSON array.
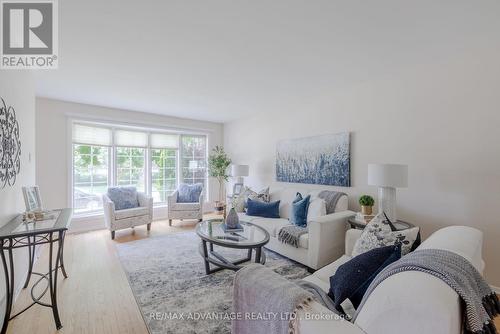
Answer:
[{"xmin": 359, "ymin": 195, "xmax": 375, "ymax": 215}]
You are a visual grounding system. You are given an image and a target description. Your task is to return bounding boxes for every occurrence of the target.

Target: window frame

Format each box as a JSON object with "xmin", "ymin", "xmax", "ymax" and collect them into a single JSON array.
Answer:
[{"xmin": 69, "ymin": 119, "xmax": 210, "ymax": 216}]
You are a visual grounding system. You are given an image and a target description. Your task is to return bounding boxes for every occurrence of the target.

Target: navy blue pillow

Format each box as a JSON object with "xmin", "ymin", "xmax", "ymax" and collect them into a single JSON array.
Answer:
[
  {"xmin": 290, "ymin": 193, "xmax": 310, "ymax": 227},
  {"xmin": 246, "ymin": 199, "xmax": 280, "ymax": 218},
  {"xmin": 328, "ymin": 244, "xmax": 402, "ymax": 313}
]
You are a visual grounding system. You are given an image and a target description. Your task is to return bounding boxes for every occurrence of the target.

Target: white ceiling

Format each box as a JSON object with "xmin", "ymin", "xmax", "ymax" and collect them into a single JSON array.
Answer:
[{"xmin": 35, "ymin": 0, "xmax": 499, "ymax": 123}]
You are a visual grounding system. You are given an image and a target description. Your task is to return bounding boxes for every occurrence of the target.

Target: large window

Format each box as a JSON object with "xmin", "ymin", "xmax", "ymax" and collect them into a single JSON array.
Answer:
[
  {"xmin": 73, "ymin": 144, "xmax": 109, "ymax": 212},
  {"xmin": 116, "ymin": 147, "xmax": 146, "ymax": 191},
  {"xmin": 71, "ymin": 123, "xmax": 208, "ymax": 214},
  {"xmin": 72, "ymin": 124, "xmax": 112, "ymax": 213},
  {"xmin": 181, "ymin": 135, "xmax": 207, "ymax": 191},
  {"xmin": 151, "ymin": 148, "xmax": 177, "ymax": 203}
]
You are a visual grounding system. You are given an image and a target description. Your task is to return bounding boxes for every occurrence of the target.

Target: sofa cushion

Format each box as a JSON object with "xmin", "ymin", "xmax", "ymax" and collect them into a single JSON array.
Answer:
[
  {"xmin": 290, "ymin": 193, "xmax": 310, "ymax": 227},
  {"xmin": 115, "ymin": 206, "xmax": 149, "ymax": 220},
  {"xmin": 328, "ymin": 244, "xmax": 402, "ymax": 312},
  {"xmin": 237, "ymin": 213, "xmax": 260, "ymax": 223},
  {"xmin": 177, "ymin": 183, "xmax": 202, "ymax": 203},
  {"xmin": 169, "ymin": 202, "xmax": 201, "ymax": 211},
  {"xmin": 298, "ymin": 233, "xmax": 309, "ymax": 249},
  {"xmin": 107, "ymin": 186, "xmax": 139, "ymax": 210},
  {"xmin": 246, "ymin": 199, "xmax": 280, "ymax": 218},
  {"xmin": 352, "ymin": 214, "xmax": 419, "ymax": 257},
  {"xmin": 249, "ymin": 217, "xmax": 290, "ymax": 237}
]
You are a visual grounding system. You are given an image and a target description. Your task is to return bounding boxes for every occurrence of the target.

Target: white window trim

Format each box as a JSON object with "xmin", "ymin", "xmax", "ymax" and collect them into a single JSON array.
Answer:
[{"xmin": 68, "ymin": 118, "xmax": 210, "ymax": 217}]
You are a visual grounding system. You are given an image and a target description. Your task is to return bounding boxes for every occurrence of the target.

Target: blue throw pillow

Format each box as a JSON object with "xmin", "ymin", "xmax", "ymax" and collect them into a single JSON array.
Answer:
[
  {"xmin": 328, "ymin": 244, "xmax": 402, "ymax": 313},
  {"xmin": 246, "ymin": 199, "xmax": 280, "ymax": 218},
  {"xmin": 177, "ymin": 183, "xmax": 203, "ymax": 203},
  {"xmin": 107, "ymin": 186, "xmax": 139, "ymax": 210},
  {"xmin": 290, "ymin": 192, "xmax": 310, "ymax": 227}
]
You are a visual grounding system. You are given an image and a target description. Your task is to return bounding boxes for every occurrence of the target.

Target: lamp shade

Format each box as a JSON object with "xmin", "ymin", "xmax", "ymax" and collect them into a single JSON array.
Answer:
[
  {"xmin": 368, "ymin": 164, "xmax": 408, "ymax": 188},
  {"xmin": 231, "ymin": 164, "xmax": 249, "ymax": 177}
]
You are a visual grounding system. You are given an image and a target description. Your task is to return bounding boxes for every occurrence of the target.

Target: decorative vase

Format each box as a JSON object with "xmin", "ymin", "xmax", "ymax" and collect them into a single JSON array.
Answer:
[
  {"xmin": 225, "ymin": 208, "xmax": 239, "ymax": 229},
  {"xmin": 361, "ymin": 205, "xmax": 373, "ymax": 215}
]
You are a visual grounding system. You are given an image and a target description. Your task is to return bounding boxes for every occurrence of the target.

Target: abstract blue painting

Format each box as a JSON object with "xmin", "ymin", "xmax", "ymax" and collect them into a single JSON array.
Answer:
[{"xmin": 276, "ymin": 132, "xmax": 350, "ymax": 187}]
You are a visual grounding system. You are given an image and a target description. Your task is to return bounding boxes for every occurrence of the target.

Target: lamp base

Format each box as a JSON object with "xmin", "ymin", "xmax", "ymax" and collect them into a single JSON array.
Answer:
[{"xmin": 378, "ymin": 187, "xmax": 397, "ymax": 222}]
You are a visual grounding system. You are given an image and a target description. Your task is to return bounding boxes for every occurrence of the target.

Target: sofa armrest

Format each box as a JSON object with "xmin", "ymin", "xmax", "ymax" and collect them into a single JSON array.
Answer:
[
  {"xmin": 102, "ymin": 194, "xmax": 115, "ymax": 228},
  {"xmin": 307, "ymin": 210, "xmax": 356, "ymax": 269},
  {"xmin": 137, "ymin": 192, "xmax": 153, "ymax": 220},
  {"xmin": 345, "ymin": 228, "xmax": 363, "ymax": 256},
  {"xmin": 297, "ymin": 303, "xmax": 367, "ymax": 334}
]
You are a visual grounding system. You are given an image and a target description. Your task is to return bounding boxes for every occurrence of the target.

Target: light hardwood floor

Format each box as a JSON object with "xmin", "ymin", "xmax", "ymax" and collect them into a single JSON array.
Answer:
[
  {"xmin": 7, "ymin": 218, "xmax": 202, "ymax": 334},
  {"xmin": 7, "ymin": 217, "xmax": 500, "ymax": 333}
]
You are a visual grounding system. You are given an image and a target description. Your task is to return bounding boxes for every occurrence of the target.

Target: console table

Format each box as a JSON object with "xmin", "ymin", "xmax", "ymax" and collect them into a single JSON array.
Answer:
[{"xmin": 0, "ymin": 208, "xmax": 72, "ymax": 334}]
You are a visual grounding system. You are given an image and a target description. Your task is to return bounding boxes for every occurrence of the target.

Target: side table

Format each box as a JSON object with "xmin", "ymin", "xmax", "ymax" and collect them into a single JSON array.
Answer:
[{"xmin": 0, "ymin": 208, "xmax": 72, "ymax": 334}]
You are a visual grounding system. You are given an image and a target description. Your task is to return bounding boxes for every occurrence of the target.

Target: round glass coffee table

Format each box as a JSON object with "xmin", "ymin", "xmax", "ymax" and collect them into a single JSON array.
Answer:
[{"xmin": 196, "ymin": 219, "xmax": 270, "ymax": 274}]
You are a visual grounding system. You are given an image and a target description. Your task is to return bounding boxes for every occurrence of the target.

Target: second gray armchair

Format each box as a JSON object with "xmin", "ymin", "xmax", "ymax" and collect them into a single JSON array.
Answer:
[{"xmin": 167, "ymin": 184, "xmax": 204, "ymax": 226}]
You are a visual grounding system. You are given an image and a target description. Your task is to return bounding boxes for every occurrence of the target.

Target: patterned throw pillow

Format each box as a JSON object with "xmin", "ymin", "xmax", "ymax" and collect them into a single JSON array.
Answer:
[
  {"xmin": 233, "ymin": 187, "xmax": 270, "ymax": 213},
  {"xmin": 352, "ymin": 214, "xmax": 419, "ymax": 257},
  {"xmin": 247, "ymin": 187, "xmax": 270, "ymax": 203}
]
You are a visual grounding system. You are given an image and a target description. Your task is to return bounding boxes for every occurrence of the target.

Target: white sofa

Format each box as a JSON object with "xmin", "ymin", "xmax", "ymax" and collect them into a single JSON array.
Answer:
[
  {"xmin": 238, "ymin": 186, "xmax": 355, "ymax": 270},
  {"xmin": 103, "ymin": 192, "xmax": 153, "ymax": 239},
  {"xmin": 297, "ymin": 225, "xmax": 485, "ymax": 334}
]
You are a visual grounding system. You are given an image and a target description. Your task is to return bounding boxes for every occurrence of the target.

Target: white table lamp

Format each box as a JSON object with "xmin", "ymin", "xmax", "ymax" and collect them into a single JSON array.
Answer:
[
  {"xmin": 231, "ymin": 164, "xmax": 249, "ymax": 184},
  {"xmin": 368, "ymin": 163, "xmax": 408, "ymax": 222}
]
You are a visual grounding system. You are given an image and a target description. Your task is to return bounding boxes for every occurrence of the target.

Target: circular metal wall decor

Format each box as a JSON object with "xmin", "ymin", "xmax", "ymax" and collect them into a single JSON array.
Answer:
[{"xmin": 0, "ymin": 98, "xmax": 21, "ymax": 189}]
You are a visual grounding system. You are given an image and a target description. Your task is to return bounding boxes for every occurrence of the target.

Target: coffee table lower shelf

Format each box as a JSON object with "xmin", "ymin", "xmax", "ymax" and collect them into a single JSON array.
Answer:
[{"xmin": 198, "ymin": 240, "xmax": 266, "ymax": 275}]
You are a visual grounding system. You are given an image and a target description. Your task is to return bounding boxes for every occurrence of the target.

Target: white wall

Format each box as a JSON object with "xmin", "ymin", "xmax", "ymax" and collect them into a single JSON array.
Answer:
[
  {"xmin": 0, "ymin": 72, "xmax": 36, "ymax": 321},
  {"xmin": 36, "ymin": 98, "xmax": 223, "ymax": 231},
  {"xmin": 224, "ymin": 50, "xmax": 500, "ymax": 285}
]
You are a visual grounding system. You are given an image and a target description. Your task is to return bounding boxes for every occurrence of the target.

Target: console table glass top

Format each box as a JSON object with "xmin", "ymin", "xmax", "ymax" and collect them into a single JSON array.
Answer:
[{"xmin": 0, "ymin": 208, "xmax": 71, "ymax": 239}]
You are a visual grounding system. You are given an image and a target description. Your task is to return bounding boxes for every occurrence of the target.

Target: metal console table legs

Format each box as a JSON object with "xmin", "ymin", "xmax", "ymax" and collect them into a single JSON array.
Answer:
[{"xmin": 0, "ymin": 208, "xmax": 72, "ymax": 334}]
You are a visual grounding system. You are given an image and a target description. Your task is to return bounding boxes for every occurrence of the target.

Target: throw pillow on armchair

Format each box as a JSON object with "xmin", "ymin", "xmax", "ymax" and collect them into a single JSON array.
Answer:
[{"xmin": 177, "ymin": 183, "xmax": 203, "ymax": 203}]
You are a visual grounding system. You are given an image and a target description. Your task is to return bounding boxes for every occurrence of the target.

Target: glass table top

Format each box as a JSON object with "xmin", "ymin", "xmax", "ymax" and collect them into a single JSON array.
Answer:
[
  {"xmin": 0, "ymin": 208, "xmax": 73, "ymax": 238},
  {"xmin": 196, "ymin": 219, "xmax": 269, "ymax": 247}
]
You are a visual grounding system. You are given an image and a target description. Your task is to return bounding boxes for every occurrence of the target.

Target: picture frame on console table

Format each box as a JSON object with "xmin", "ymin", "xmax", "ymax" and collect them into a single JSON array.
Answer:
[{"xmin": 22, "ymin": 186, "xmax": 43, "ymax": 212}]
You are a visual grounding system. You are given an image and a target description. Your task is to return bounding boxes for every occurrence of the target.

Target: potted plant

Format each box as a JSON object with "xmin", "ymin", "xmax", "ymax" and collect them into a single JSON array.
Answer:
[
  {"xmin": 208, "ymin": 146, "xmax": 232, "ymax": 213},
  {"xmin": 359, "ymin": 195, "xmax": 375, "ymax": 215}
]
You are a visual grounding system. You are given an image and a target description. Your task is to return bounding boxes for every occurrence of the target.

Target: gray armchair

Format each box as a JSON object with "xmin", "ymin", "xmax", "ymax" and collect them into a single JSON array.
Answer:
[
  {"xmin": 103, "ymin": 190, "xmax": 153, "ymax": 239},
  {"xmin": 167, "ymin": 190, "xmax": 203, "ymax": 226}
]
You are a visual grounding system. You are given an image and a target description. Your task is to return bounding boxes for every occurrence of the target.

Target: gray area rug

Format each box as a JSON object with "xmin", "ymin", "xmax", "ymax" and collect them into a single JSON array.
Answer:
[{"xmin": 115, "ymin": 232, "xmax": 309, "ymax": 334}]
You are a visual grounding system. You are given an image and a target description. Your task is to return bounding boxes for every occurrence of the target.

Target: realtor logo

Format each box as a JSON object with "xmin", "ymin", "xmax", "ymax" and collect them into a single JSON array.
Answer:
[{"xmin": 1, "ymin": 0, "xmax": 58, "ymax": 69}]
